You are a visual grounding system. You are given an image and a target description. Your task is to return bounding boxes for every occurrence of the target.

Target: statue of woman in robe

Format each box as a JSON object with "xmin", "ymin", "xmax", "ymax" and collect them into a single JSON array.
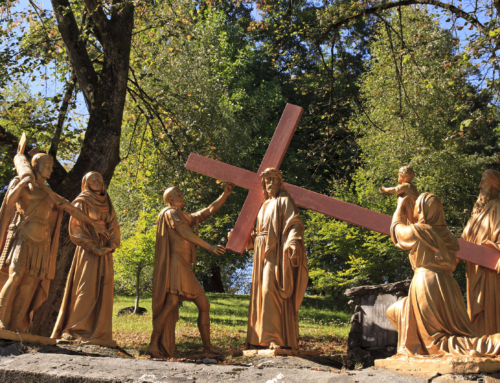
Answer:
[
  {"xmin": 51, "ymin": 172, "xmax": 120, "ymax": 344},
  {"xmin": 387, "ymin": 192, "xmax": 500, "ymax": 357}
]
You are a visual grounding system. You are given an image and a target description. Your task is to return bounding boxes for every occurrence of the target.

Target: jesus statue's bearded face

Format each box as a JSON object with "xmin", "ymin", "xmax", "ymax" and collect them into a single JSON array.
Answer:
[
  {"xmin": 265, "ymin": 175, "xmax": 281, "ymax": 198},
  {"xmin": 472, "ymin": 175, "xmax": 492, "ymax": 217}
]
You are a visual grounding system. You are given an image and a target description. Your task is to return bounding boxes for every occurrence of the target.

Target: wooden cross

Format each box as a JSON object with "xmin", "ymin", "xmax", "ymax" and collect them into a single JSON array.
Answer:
[{"xmin": 186, "ymin": 104, "xmax": 500, "ymax": 270}]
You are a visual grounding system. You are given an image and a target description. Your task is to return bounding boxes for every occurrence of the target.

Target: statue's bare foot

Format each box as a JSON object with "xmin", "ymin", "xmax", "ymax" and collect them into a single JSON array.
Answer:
[
  {"xmin": 146, "ymin": 342, "xmax": 163, "ymax": 359},
  {"xmin": 0, "ymin": 321, "xmax": 6, "ymax": 331},
  {"xmin": 203, "ymin": 346, "xmax": 220, "ymax": 356},
  {"xmin": 62, "ymin": 333, "xmax": 75, "ymax": 341},
  {"xmin": 269, "ymin": 342, "xmax": 281, "ymax": 350}
]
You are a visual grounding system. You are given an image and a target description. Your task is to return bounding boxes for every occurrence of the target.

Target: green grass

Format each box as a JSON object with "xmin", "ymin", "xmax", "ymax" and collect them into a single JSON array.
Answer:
[{"xmin": 113, "ymin": 293, "xmax": 350, "ymax": 359}]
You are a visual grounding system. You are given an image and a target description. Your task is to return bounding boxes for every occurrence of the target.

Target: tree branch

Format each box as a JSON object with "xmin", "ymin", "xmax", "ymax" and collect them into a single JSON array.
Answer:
[
  {"xmin": 83, "ymin": 0, "xmax": 109, "ymax": 39},
  {"xmin": 325, "ymin": 0, "xmax": 487, "ymax": 36},
  {"xmin": 50, "ymin": 0, "xmax": 98, "ymax": 106},
  {"xmin": 49, "ymin": 70, "xmax": 77, "ymax": 158}
]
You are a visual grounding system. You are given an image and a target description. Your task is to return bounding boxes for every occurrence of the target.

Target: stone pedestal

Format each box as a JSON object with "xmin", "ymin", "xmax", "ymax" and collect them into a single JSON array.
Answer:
[
  {"xmin": 344, "ymin": 280, "xmax": 410, "ymax": 367},
  {"xmin": 375, "ymin": 356, "xmax": 500, "ymax": 374}
]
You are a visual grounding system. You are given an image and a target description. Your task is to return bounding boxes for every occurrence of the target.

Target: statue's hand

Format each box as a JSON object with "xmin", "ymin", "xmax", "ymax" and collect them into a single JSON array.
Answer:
[
  {"xmin": 209, "ymin": 244, "xmax": 226, "ymax": 256},
  {"xmin": 223, "ymin": 183, "xmax": 235, "ymax": 196},
  {"xmin": 20, "ymin": 176, "xmax": 34, "ymax": 188},
  {"xmin": 93, "ymin": 224, "xmax": 110, "ymax": 240}
]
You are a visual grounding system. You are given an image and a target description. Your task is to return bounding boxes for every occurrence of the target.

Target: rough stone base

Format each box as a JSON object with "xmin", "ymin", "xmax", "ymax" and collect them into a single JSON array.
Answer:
[
  {"xmin": 375, "ymin": 356, "xmax": 500, "ymax": 374},
  {"xmin": 242, "ymin": 349, "xmax": 319, "ymax": 357},
  {"xmin": 56, "ymin": 338, "xmax": 117, "ymax": 348},
  {"xmin": 0, "ymin": 329, "xmax": 56, "ymax": 346}
]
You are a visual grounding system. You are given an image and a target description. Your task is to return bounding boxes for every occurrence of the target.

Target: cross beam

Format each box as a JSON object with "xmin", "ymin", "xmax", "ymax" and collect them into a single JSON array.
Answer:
[{"xmin": 185, "ymin": 105, "xmax": 500, "ymax": 270}]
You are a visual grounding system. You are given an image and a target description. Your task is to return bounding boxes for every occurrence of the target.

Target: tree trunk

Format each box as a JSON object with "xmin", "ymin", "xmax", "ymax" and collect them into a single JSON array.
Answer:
[
  {"xmin": 133, "ymin": 269, "xmax": 140, "ymax": 315},
  {"xmin": 30, "ymin": 1, "xmax": 135, "ymax": 336},
  {"xmin": 203, "ymin": 265, "xmax": 225, "ymax": 293}
]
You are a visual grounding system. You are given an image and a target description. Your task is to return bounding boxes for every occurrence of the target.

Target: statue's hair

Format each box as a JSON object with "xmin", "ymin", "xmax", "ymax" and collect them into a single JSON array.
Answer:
[
  {"xmin": 398, "ymin": 166, "xmax": 415, "ymax": 182},
  {"xmin": 31, "ymin": 153, "xmax": 53, "ymax": 171},
  {"xmin": 260, "ymin": 167, "xmax": 286, "ymax": 199},
  {"xmin": 163, "ymin": 186, "xmax": 181, "ymax": 203}
]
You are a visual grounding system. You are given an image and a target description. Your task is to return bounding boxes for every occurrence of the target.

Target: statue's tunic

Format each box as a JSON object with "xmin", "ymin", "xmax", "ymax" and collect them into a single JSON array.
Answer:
[
  {"xmin": 462, "ymin": 198, "xmax": 500, "ymax": 336},
  {"xmin": 0, "ymin": 177, "xmax": 63, "ymax": 331},
  {"xmin": 246, "ymin": 192, "xmax": 308, "ymax": 350},
  {"xmin": 52, "ymin": 190, "xmax": 120, "ymax": 341},
  {"xmin": 152, "ymin": 207, "xmax": 206, "ymax": 357},
  {"xmin": 388, "ymin": 197, "xmax": 500, "ymax": 357}
]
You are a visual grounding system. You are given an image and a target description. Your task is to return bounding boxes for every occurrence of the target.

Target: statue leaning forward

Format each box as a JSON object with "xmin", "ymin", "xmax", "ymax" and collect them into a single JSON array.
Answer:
[{"xmin": 0, "ymin": 151, "xmax": 109, "ymax": 333}]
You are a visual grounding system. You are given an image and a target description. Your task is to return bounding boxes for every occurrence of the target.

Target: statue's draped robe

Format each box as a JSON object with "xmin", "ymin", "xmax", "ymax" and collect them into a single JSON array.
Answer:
[
  {"xmin": 152, "ymin": 207, "xmax": 205, "ymax": 357},
  {"xmin": 387, "ymin": 196, "xmax": 500, "ymax": 357},
  {"xmin": 462, "ymin": 198, "xmax": 500, "ymax": 336},
  {"xmin": 0, "ymin": 177, "xmax": 63, "ymax": 331},
  {"xmin": 52, "ymin": 190, "xmax": 120, "ymax": 340},
  {"xmin": 246, "ymin": 192, "xmax": 308, "ymax": 350}
]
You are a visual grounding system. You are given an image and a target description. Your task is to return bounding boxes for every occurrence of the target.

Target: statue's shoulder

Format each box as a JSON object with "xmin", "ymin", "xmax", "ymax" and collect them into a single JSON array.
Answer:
[{"xmin": 161, "ymin": 207, "xmax": 183, "ymax": 229}]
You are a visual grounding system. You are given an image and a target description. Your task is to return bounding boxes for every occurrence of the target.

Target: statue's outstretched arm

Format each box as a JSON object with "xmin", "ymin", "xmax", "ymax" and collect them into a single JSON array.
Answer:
[{"xmin": 194, "ymin": 183, "xmax": 234, "ymax": 222}]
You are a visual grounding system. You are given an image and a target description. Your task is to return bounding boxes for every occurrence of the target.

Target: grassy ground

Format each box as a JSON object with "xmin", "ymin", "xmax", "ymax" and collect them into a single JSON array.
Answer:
[{"xmin": 113, "ymin": 293, "xmax": 351, "ymax": 360}]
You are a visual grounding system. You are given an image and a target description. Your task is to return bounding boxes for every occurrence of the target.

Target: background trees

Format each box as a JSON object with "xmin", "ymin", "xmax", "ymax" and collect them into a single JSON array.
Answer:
[{"xmin": 1, "ymin": 0, "xmax": 499, "ymax": 314}]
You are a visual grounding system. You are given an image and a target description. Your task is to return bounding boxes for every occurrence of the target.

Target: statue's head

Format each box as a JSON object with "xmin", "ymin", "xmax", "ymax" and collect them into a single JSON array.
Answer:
[
  {"xmin": 414, "ymin": 192, "xmax": 447, "ymax": 226},
  {"xmin": 163, "ymin": 186, "xmax": 185, "ymax": 209},
  {"xmin": 398, "ymin": 166, "xmax": 415, "ymax": 184},
  {"xmin": 472, "ymin": 169, "xmax": 500, "ymax": 217},
  {"xmin": 261, "ymin": 168, "xmax": 285, "ymax": 199},
  {"xmin": 31, "ymin": 153, "xmax": 53, "ymax": 180},
  {"xmin": 81, "ymin": 171, "xmax": 106, "ymax": 195}
]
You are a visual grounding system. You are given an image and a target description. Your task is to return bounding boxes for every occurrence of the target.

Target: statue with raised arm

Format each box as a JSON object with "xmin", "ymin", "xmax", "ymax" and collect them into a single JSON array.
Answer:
[
  {"xmin": 148, "ymin": 183, "xmax": 234, "ymax": 358},
  {"xmin": 0, "ymin": 136, "xmax": 109, "ymax": 333},
  {"xmin": 386, "ymin": 192, "xmax": 500, "ymax": 358}
]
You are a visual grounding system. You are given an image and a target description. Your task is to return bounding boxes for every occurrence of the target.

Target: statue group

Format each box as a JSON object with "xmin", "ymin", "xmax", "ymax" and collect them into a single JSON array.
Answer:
[{"xmin": 3, "ymin": 131, "xmax": 500, "ymax": 366}]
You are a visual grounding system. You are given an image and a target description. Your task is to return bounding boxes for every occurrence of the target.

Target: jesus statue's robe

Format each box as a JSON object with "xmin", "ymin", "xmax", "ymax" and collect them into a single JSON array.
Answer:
[
  {"xmin": 246, "ymin": 191, "xmax": 308, "ymax": 350},
  {"xmin": 462, "ymin": 198, "xmax": 500, "ymax": 336}
]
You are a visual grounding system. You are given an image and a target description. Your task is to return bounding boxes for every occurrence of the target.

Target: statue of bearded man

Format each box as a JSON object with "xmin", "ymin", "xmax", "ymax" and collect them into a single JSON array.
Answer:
[
  {"xmin": 462, "ymin": 169, "xmax": 500, "ymax": 336},
  {"xmin": 244, "ymin": 168, "xmax": 308, "ymax": 350}
]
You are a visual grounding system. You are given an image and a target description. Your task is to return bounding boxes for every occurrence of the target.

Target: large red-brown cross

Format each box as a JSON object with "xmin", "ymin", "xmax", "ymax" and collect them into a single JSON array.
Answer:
[{"xmin": 186, "ymin": 104, "xmax": 500, "ymax": 270}]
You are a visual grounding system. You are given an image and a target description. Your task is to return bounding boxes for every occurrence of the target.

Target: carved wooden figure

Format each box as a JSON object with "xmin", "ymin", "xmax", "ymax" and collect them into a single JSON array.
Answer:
[
  {"xmin": 52, "ymin": 172, "xmax": 120, "ymax": 344},
  {"xmin": 148, "ymin": 183, "xmax": 233, "ymax": 358},
  {"xmin": 380, "ymin": 166, "xmax": 419, "ymax": 225}
]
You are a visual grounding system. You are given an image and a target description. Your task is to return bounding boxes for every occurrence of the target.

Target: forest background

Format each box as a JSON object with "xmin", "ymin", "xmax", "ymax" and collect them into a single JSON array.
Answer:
[{"xmin": 0, "ymin": 0, "xmax": 499, "ymax": 332}]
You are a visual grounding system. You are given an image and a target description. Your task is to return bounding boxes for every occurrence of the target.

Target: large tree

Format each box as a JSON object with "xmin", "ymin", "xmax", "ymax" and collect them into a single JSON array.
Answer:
[{"xmin": 0, "ymin": 0, "xmax": 134, "ymax": 335}]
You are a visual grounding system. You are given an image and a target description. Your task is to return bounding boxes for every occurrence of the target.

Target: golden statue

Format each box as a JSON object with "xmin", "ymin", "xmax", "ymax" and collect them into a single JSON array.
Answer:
[
  {"xmin": 244, "ymin": 168, "xmax": 308, "ymax": 350},
  {"xmin": 387, "ymin": 192, "xmax": 500, "ymax": 357},
  {"xmin": 148, "ymin": 183, "xmax": 234, "ymax": 358},
  {"xmin": 0, "ymin": 137, "xmax": 109, "ymax": 333},
  {"xmin": 380, "ymin": 166, "xmax": 419, "ymax": 225},
  {"xmin": 462, "ymin": 169, "xmax": 500, "ymax": 336},
  {"xmin": 52, "ymin": 172, "xmax": 120, "ymax": 343}
]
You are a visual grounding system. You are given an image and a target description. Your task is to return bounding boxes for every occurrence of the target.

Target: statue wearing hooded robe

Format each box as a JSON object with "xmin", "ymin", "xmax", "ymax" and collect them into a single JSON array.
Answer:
[
  {"xmin": 387, "ymin": 192, "xmax": 500, "ymax": 358},
  {"xmin": 52, "ymin": 172, "xmax": 120, "ymax": 343},
  {"xmin": 245, "ymin": 168, "xmax": 308, "ymax": 350},
  {"xmin": 462, "ymin": 169, "xmax": 500, "ymax": 336}
]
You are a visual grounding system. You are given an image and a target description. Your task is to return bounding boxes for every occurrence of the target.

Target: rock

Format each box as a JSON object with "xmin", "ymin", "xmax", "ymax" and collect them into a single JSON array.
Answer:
[
  {"xmin": 116, "ymin": 306, "xmax": 148, "ymax": 316},
  {"xmin": 0, "ymin": 344, "xmax": 22, "ymax": 357}
]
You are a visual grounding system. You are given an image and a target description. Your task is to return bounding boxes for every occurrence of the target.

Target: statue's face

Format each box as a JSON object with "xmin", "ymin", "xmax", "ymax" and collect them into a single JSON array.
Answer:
[
  {"xmin": 169, "ymin": 187, "xmax": 185, "ymax": 209},
  {"xmin": 38, "ymin": 158, "xmax": 54, "ymax": 180},
  {"xmin": 265, "ymin": 174, "xmax": 280, "ymax": 198},
  {"xmin": 88, "ymin": 174, "xmax": 104, "ymax": 193}
]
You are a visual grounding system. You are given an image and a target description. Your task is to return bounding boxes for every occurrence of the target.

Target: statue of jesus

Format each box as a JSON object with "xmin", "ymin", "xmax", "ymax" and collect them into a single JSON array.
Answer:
[{"xmin": 243, "ymin": 168, "xmax": 308, "ymax": 350}]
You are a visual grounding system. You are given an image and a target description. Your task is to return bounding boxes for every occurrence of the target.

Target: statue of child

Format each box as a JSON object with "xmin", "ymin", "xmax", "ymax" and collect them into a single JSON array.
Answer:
[{"xmin": 380, "ymin": 166, "xmax": 419, "ymax": 224}]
